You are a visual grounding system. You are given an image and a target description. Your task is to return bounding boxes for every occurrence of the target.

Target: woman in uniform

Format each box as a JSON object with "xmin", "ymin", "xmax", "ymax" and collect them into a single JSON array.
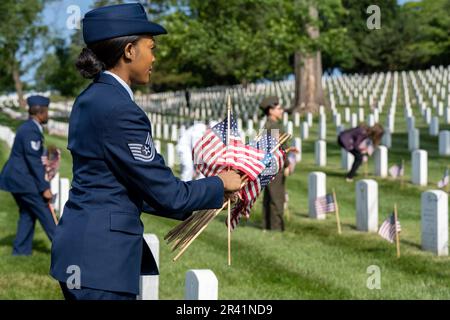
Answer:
[{"xmin": 50, "ymin": 3, "xmax": 242, "ymax": 300}]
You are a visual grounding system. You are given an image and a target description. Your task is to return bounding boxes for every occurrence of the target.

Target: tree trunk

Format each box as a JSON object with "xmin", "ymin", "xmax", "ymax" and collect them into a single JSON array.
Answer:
[
  {"xmin": 12, "ymin": 63, "xmax": 26, "ymax": 109},
  {"xmin": 293, "ymin": 4, "xmax": 324, "ymax": 114}
]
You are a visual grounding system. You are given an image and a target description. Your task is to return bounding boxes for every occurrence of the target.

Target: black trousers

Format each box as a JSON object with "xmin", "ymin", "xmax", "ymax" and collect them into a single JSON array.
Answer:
[
  {"xmin": 347, "ymin": 148, "xmax": 363, "ymax": 179},
  {"xmin": 337, "ymin": 138, "xmax": 363, "ymax": 179}
]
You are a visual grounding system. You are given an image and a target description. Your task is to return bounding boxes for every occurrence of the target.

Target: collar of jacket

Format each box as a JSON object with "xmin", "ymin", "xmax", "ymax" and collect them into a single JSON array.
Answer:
[{"xmin": 94, "ymin": 72, "xmax": 134, "ymax": 101}]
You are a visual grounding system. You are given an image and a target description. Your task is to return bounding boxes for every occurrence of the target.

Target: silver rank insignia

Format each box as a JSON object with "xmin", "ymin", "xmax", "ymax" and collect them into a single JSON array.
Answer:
[
  {"xmin": 128, "ymin": 132, "xmax": 156, "ymax": 162},
  {"xmin": 31, "ymin": 140, "xmax": 41, "ymax": 151}
]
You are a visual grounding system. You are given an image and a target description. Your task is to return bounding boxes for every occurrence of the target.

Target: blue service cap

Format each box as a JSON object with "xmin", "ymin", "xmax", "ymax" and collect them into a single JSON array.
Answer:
[
  {"xmin": 82, "ymin": 3, "xmax": 167, "ymax": 45},
  {"xmin": 27, "ymin": 95, "xmax": 50, "ymax": 108}
]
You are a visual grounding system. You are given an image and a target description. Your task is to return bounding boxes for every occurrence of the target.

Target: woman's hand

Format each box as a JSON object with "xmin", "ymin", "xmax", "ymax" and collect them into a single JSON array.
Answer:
[{"xmin": 218, "ymin": 170, "xmax": 244, "ymax": 192}]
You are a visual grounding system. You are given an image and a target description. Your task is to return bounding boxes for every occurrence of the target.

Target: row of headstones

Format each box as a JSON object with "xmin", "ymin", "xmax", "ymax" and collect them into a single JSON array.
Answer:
[
  {"xmin": 138, "ymin": 234, "xmax": 218, "ymax": 300},
  {"xmin": 340, "ymin": 145, "xmax": 447, "ymax": 185},
  {"xmin": 308, "ymin": 172, "xmax": 449, "ymax": 256},
  {"xmin": 47, "ymin": 120, "xmax": 69, "ymax": 137}
]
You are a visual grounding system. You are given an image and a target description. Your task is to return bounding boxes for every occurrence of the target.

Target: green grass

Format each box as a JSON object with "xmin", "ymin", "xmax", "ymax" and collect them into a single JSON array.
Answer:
[{"xmin": 0, "ymin": 99, "xmax": 450, "ymax": 299}]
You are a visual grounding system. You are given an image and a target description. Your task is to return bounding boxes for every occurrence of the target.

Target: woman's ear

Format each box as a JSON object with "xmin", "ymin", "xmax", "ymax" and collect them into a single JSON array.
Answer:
[{"xmin": 123, "ymin": 43, "xmax": 136, "ymax": 61}]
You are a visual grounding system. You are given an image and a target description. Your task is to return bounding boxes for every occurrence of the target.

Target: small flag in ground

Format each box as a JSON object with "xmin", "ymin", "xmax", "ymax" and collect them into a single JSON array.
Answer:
[
  {"xmin": 314, "ymin": 194, "xmax": 336, "ymax": 215},
  {"xmin": 378, "ymin": 213, "xmax": 401, "ymax": 243},
  {"xmin": 437, "ymin": 168, "xmax": 449, "ymax": 188},
  {"xmin": 389, "ymin": 163, "xmax": 404, "ymax": 178}
]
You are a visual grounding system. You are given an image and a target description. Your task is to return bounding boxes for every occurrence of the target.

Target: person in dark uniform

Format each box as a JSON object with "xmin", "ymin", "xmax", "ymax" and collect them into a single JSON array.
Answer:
[
  {"xmin": 0, "ymin": 95, "xmax": 55, "ymax": 255},
  {"xmin": 259, "ymin": 96, "xmax": 298, "ymax": 232},
  {"xmin": 337, "ymin": 123, "xmax": 384, "ymax": 181},
  {"xmin": 50, "ymin": 3, "xmax": 242, "ymax": 300}
]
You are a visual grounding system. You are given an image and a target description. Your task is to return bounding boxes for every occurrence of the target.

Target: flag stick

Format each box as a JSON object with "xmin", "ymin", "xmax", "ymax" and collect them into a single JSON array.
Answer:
[
  {"xmin": 394, "ymin": 203, "xmax": 400, "ymax": 258},
  {"xmin": 48, "ymin": 203, "xmax": 58, "ymax": 225},
  {"xmin": 173, "ymin": 202, "xmax": 228, "ymax": 262},
  {"xmin": 227, "ymin": 94, "xmax": 232, "ymax": 266},
  {"xmin": 400, "ymin": 159, "xmax": 405, "ymax": 189},
  {"xmin": 332, "ymin": 188, "xmax": 342, "ymax": 235}
]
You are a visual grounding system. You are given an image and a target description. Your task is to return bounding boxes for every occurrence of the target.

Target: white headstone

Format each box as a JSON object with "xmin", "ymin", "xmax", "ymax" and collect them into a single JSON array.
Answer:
[
  {"xmin": 171, "ymin": 124, "xmax": 178, "ymax": 142},
  {"xmin": 421, "ymin": 190, "xmax": 448, "ymax": 256},
  {"xmin": 318, "ymin": 117, "xmax": 326, "ymax": 140},
  {"xmin": 163, "ymin": 123, "xmax": 169, "ymax": 140},
  {"xmin": 294, "ymin": 138, "xmax": 302, "ymax": 162},
  {"xmin": 315, "ymin": 140, "xmax": 326, "ymax": 167},
  {"xmin": 341, "ymin": 149, "xmax": 354, "ymax": 171},
  {"xmin": 408, "ymin": 128, "xmax": 420, "ymax": 151},
  {"xmin": 154, "ymin": 140, "xmax": 161, "ymax": 153},
  {"xmin": 307, "ymin": 112, "xmax": 313, "ymax": 127},
  {"xmin": 438, "ymin": 131, "xmax": 450, "ymax": 156},
  {"xmin": 308, "ymin": 172, "xmax": 326, "ymax": 220},
  {"xmin": 344, "ymin": 107, "xmax": 350, "ymax": 122},
  {"xmin": 407, "ymin": 116, "xmax": 415, "ymax": 131},
  {"xmin": 167, "ymin": 143, "xmax": 175, "ymax": 167},
  {"xmin": 425, "ymin": 108, "xmax": 432, "ymax": 125},
  {"xmin": 294, "ymin": 112, "xmax": 300, "ymax": 127},
  {"xmin": 50, "ymin": 173, "xmax": 60, "ymax": 212},
  {"xmin": 374, "ymin": 146, "xmax": 388, "ymax": 177},
  {"xmin": 138, "ymin": 234, "xmax": 160, "ymax": 300},
  {"xmin": 356, "ymin": 180, "xmax": 378, "ymax": 232},
  {"xmin": 429, "ymin": 116, "xmax": 439, "ymax": 136},
  {"xmin": 59, "ymin": 178, "xmax": 70, "ymax": 218},
  {"xmin": 185, "ymin": 270, "xmax": 218, "ymax": 300},
  {"xmin": 334, "ymin": 113, "xmax": 341, "ymax": 127},
  {"xmin": 287, "ymin": 121, "xmax": 294, "ymax": 136},
  {"xmin": 358, "ymin": 108, "xmax": 364, "ymax": 122},
  {"xmin": 367, "ymin": 114, "xmax": 375, "ymax": 127},
  {"xmin": 351, "ymin": 113, "xmax": 358, "ymax": 127},
  {"xmin": 386, "ymin": 114, "xmax": 395, "ymax": 133},
  {"xmin": 381, "ymin": 129, "xmax": 391, "ymax": 148},
  {"xmin": 445, "ymin": 108, "xmax": 450, "ymax": 124},
  {"xmin": 301, "ymin": 122, "xmax": 309, "ymax": 140},
  {"xmin": 411, "ymin": 149, "xmax": 428, "ymax": 186}
]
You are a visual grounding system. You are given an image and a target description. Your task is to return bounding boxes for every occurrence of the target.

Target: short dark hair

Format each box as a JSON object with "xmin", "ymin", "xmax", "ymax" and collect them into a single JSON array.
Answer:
[
  {"xmin": 264, "ymin": 103, "xmax": 280, "ymax": 116},
  {"xmin": 76, "ymin": 35, "xmax": 151, "ymax": 79}
]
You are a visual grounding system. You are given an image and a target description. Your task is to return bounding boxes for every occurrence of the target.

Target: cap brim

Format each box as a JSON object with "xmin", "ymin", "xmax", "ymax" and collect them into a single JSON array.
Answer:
[{"xmin": 83, "ymin": 18, "xmax": 167, "ymax": 44}]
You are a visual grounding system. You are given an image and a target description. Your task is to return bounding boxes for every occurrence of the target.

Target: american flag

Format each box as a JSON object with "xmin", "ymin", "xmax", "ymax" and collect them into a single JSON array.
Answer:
[
  {"xmin": 378, "ymin": 213, "xmax": 401, "ymax": 243},
  {"xmin": 437, "ymin": 168, "xmax": 449, "ymax": 188},
  {"xmin": 314, "ymin": 194, "xmax": 336, "ymax": 215},
  {"xmin": 41, "ymin": 147, "xmax": 61, "ymax": 182},
  {"xmin": 229, "ymin": 132, "xmax": 285, "ymax": 229},
  {"xmin": 192, "ymin": 114, "xmax": 266, "ymax": 180},
  {"xmin": 389, "ymin": 162, "xmax": 404, "ymax": 178}
]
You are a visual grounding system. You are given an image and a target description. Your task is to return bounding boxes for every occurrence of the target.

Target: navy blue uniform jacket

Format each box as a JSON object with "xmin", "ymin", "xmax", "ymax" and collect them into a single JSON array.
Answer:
[
  {"xmin": 50, "ymin": 73, "xmax": 224, "ymax": 294},
  {"xmin": 0, "ymin": 119, "xmax": 49, "ymax": 194}
]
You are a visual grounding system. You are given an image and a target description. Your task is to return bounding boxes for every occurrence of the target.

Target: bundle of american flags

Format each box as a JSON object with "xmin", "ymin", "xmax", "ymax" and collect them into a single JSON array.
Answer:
[
  {"xmin": 389, "ymin": 162, "xmax": 404, "ymax": 178},
  {"xmin": 437, "ymin": 168, "xmax": 449, "ymax": 189},
  {"xmin": 314, "ymin": 194, "xmax": 336, "ymax": 215},
  {"xmin": 378, "ymin": 213, "xmax": 401, "ymax": 243},
  {"xmin": 166, "ymin": 112, "xmax": 289, "ymax": 260},
  {"xmin": 192, "ymin": 114, "xmax": 285, "ymax": 229}
]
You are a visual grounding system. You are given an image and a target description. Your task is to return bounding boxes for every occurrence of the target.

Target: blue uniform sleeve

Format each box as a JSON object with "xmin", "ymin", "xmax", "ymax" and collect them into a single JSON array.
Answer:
[
  {"xmin": 102, "ymin": 103, "xmax": 224, "ymax": 215},
  {"xmin": 22, "ymin": 132, "xmax": 50, "ymax": 193},
  {"xmin": 142, "ymin": 201, "xmax": 191, "ymax": 221}
]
